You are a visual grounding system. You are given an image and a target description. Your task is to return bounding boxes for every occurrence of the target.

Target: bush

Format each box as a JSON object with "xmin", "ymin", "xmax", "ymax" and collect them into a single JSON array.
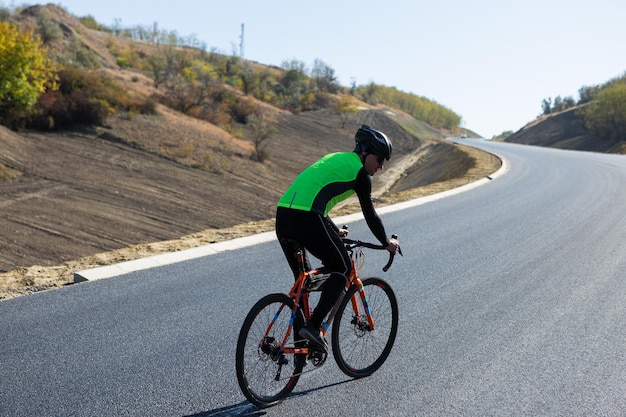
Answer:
[
  {"xmin": 228, "ymin": 95, "xmax": 259, "ymax": 124},
  {"xmin": 0, "ymin": 21, "xmax": 56, "ymax": 128},
  {"xmin": 579, "ymin": 83, "xmax": 626, "ymax": 142},
  {"xmin": 35, "ymin": 11, "xmax": 62, "ymax": 44},
  {"xmin": 77, "ymin": 15, "xmax": 108, "ymax": 32},
  {"xmin": 27, "ymin": 89, "xmax": 112, "ymax": 129},
  {"xmin": 25, "ymin": 68, "xmax": 156, "ymax": 130}
]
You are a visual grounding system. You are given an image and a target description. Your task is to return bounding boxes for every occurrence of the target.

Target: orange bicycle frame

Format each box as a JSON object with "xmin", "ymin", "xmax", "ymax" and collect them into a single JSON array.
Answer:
[{"xmin": 266, "ymin": 246, "xmax": 374, "ymax": 357}]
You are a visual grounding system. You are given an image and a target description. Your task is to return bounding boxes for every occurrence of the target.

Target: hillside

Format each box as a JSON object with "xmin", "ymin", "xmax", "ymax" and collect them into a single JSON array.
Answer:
[
  {"xmin": 0, "ymin": 111, "xmax": 500, "ymax": 300},
  {"xmin": 505, "ymin": 106, "xmax": 626, "ymax": 154},
  {"xmin": 0, "ymin": 105, "xmax": 483, "ymax": 271},
  {"xmin": 0, "ymin": 5, "xmax": 503, "ymax": 299}
]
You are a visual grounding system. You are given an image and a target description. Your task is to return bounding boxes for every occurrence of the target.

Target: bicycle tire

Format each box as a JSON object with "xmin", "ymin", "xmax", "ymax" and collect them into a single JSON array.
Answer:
[
  {"xmin": 235, "ymin": 293, "xmax": 306, "ymax": 408},
  {"xmin": 331, "ymin": 277, "xmax": 398, "ymax": 378}
]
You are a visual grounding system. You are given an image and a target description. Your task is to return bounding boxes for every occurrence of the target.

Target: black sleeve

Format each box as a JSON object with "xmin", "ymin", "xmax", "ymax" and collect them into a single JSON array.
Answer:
[
  {"xmin": 324, "ymin": 215, "xmax": 340, "ymax": 233},
  {"xmin": 354, "ymin": 168, "xmax": 390, "ymax": 246}
]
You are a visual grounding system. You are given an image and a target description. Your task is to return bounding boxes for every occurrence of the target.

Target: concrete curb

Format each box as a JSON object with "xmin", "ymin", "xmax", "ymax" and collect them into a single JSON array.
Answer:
[{"xmin": 74, "ymin": 144, "xmax": 509, "ymax": 283}]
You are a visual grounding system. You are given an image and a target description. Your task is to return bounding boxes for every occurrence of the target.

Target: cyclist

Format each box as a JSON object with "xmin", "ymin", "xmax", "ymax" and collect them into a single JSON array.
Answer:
[{"xmin": 275, "ymin": 125, "xmax": 400, "ymax": 353}]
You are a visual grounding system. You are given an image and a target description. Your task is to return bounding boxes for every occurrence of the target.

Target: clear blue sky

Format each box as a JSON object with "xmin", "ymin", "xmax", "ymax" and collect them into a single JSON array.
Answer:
[{"xmin": 22, "ymin": 1, "xmax": 626, "ymax": 137}]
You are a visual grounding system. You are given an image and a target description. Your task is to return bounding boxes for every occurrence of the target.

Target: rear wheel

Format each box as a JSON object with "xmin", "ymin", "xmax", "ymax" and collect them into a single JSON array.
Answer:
[
  {"xmin": 331, "ymin": 277, "xmax": 398, "ymax": 378},
  {"xmin": 235, "ymin": 293, "xmax": 305, "ymax": 408}
]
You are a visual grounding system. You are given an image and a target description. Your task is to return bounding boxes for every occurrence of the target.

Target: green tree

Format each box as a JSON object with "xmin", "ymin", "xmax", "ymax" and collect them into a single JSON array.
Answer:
[
  {"xmin": 578, "ymin": 85, "xmax": 600, "ymax": 104},
  {"xmin": 541, "ymin": 97, "xmax": 552, "ymax": 115},
  {"xmin": 0, "ymin": 21, "xmax": 57, "ymax": 126},
  {"xmin": 275, "ymin": 65, "xmax": 310, "ymax": 111},
  {"xmin": 311, "ymin": 58, "xmax": 338, "ymax": 93},
  {"xmin": 579, "ymin": 83, "xmax": 626, "ymax": 142}
]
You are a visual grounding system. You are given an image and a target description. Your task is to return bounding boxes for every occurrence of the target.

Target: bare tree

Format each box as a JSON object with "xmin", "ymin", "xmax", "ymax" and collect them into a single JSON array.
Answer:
[{"xmin": 248, "ymin": 114, "xmax": 276, "ymax": 162}]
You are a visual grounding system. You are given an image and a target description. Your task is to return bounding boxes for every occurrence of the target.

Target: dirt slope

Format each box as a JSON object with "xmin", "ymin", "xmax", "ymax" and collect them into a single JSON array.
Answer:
[
  {"xmin": 504, "ymin": 107, "xmax": 626, "ymax": 153},
  {"xmin": 0, "ymin": 136, "xmax": 499, "ymax": 300},
  {"xmin": 1, "ymin": 104, "xmax": 475, "ymax": 271}
]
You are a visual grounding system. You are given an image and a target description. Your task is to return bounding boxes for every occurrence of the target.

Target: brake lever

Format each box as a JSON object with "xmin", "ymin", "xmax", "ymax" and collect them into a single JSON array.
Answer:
[
  {"xmin": 383, "ymin": 253, "xmax": 395, "ymax": 272},
  {"xmin": 382, "ymin": 234, "xmax": 402, "ymax": 272}
]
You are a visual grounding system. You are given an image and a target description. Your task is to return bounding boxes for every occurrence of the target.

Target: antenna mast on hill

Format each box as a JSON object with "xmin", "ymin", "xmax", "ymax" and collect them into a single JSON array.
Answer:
[{"xmin": 239, "ymin": 23, "xmax": 245, "ymax": 58}]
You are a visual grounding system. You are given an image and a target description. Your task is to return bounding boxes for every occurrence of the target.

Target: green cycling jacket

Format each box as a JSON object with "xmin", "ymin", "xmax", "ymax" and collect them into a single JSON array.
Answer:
[{"xmin": 278, "ymin": 152, "xmax": 364, "ymax": 216}]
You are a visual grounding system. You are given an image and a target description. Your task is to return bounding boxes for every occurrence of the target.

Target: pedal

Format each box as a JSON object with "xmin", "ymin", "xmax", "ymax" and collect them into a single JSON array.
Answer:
[{"xmin": 310, "ymin": 349, "xmax": 328, "ymax": 367}]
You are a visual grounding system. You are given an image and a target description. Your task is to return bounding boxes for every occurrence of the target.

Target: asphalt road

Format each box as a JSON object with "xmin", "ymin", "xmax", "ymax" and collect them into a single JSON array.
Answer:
[{"xmin": 2, "ymin": 140, "xmax": 625, "ymax": 416}]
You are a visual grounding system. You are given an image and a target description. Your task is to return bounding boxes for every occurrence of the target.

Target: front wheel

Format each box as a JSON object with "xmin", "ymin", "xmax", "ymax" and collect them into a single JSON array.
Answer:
[
  {"xmin": 331, "ymin": 277, "xmax": 398, "ymax": 378},
  {"xmin": 235, "ymin": 293, "xmax": 305, "ymax": 408}
]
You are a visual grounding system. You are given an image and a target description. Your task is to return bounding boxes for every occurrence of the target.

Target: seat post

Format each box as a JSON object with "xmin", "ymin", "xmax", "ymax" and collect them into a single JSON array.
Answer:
[{"xmin": 281, "ymin": 238, "xmax": 307, "ymax": 273}]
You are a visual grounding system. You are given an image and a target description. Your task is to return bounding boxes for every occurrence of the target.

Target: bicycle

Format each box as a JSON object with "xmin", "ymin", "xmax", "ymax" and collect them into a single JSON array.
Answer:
[{"xmin": 235, "ymin": 233, "xmax": 401, "ymax": 408}]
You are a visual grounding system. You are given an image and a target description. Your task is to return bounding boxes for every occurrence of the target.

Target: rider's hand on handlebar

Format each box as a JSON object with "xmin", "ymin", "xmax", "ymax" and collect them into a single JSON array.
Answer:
[
  {"xmin": 338, "ymin": 227, "xmax": 349, "ymax": 238},
  {"xmin": 386, "ymin": 237, "xmax": 400, "ymax": 254}
]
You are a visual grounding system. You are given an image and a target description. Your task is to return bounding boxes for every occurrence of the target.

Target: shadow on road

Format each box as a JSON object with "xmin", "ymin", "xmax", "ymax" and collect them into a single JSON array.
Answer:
[
  {"xmin": 184, "ymin": 401, "xmax": 265, "ymax": 417},
  {"xmin": 186, "ymin": 379, "xmax": 353, "ymax": 416}
]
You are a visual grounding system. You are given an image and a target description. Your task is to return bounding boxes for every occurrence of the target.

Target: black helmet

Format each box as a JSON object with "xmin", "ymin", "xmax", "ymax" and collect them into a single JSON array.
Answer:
[{"xmin": 354, "ymin": 125, "xmax": 392, "ymax": 161}]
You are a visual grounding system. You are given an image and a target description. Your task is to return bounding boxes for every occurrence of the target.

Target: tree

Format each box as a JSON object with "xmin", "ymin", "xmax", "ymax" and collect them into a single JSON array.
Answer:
[
  {"xmin": 541, "ymin": 95, "xmax": 576, "ymax": 116},
  {"xmin": 162, "ymin": 59, "xmax": 217, "ymax": 114},
  {"xmin": 563, "ymin": 96, "xmax": 576, "ymax": 109},
  {"xmin": 280, "ymin": 58, "xmax": 307, "ymax": 73},
  {"xmin": 579, "ymin": 83, "xmax": 626, "ymax": 142},
  {"xmin": 579, "ymin": 85, "xmax": 600, "ymax": 104},
  {"xmin": 553, "ymin": 96, "xmax": 563, "ymax": 112},
  {"xmin": 275, "ymin": 65, "xmax": 310, "ymax": 112},
  {"xmin": 311, "ymin": 58, "xmax": 338, "ymax": 93},
  {"xmin": 0, "ymin": 21, "xmax": 56, "ymax": 126},
  {"xmin": 541, "ymin": 98, "xmax": 552, "ymax": 115},
  {"xmin": 335, "ymin": 95, "xmax": 359, "ymax": 128},
  {"xmin": 147, "ymin": 43, "xmax": 193, "ymax": 89},
  {"xmin": 238, "ymin": 62, "xmax": 258, "ymax": 96},
  {"xmin": 146, "ymin": 53, "xmax": 167, "ymax": 88},
  {"xmin": 248, "ymin": 113, "xmax": 276, "ymax": 162}
]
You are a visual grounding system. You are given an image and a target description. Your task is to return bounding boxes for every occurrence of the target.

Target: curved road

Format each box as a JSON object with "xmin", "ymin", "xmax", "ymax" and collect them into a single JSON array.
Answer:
[{"xmin": 1, "ymin": 140, "xmax": 625, "ymax": 416}]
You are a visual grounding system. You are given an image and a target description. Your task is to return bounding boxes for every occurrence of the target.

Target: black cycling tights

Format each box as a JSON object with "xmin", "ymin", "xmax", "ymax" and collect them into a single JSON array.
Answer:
[{"xmin": 276, "ymin": 207, "xmax": 351, "ymax": 329}]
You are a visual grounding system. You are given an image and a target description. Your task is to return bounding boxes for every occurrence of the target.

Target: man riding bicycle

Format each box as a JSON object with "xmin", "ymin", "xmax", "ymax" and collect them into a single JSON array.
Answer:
[{"xmin": 275, "ymin": 125, "xmax": 400, "ymax": 353}]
